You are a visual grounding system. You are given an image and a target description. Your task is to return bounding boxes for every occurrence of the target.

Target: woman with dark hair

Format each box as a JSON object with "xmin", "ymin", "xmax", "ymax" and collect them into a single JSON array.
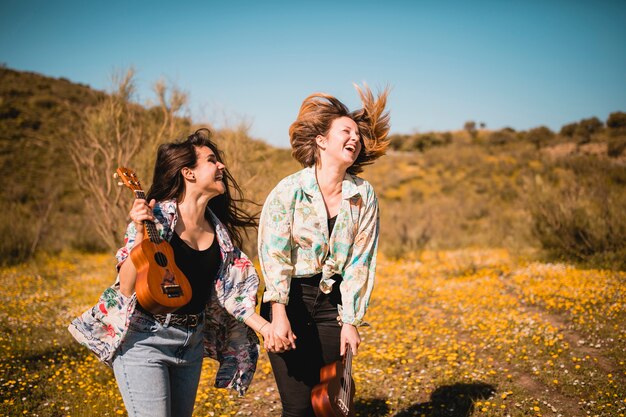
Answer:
[
  {"xmin": 69, "ymin": 128, "xmax": 276, "ymax": 417},
  {"xmin": 259, "ymin": 85, "xmax": 390, "ymax": 417}
]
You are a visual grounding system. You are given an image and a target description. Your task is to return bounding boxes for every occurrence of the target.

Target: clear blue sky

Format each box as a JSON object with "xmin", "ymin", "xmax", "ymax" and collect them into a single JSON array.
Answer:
[{"xmin": 1, "ymin": 0, "xmax": 625, "ymax": 147}]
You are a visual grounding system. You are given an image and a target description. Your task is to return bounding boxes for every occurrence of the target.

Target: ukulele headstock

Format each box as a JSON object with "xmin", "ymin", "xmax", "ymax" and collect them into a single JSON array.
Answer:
[
  {"xmin": 115, "ymin": 167, "xmax": 143, "ymax": 193},
  {"xmin": 113, "ymin": 167, "xmax": 143, "ymax": 191}
]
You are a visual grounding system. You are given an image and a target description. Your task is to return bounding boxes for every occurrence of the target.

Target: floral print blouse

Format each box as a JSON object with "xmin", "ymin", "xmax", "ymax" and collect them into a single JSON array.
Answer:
[
  {"xmin": 258, "ymin": 166, "xmax": 380, "ymax": 326},
  {"xmin": 68, "ymin": 200, "xmax": 260, "ymax": 395}
]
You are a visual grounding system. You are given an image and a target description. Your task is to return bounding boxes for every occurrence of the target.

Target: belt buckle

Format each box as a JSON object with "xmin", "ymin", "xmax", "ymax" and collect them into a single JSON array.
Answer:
[{"xmin": 188, "ymin": 314, "xmax": 199, "ymax": 328}]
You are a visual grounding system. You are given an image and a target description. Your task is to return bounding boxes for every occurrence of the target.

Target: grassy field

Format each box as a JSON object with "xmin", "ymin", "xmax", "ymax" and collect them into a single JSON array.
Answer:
[{"xmin": 1, "ymin": 250, "xmax": 624, "ymax": 417}]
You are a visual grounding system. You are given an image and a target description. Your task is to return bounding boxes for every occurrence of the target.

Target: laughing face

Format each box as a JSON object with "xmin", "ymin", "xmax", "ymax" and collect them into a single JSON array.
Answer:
[
  {"xmin": 319, "ymin": 116, "xmax": 362, "ymax": 169},
  {"xmin": 190, "ymin": 145, "xmax": 226, "ymax": 198}
]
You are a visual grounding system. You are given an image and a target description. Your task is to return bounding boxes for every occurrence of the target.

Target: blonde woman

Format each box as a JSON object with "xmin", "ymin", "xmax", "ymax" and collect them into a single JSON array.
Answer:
[{"xmin": 258, "ymin": 86, "xmax": 390, "ymax": 416}]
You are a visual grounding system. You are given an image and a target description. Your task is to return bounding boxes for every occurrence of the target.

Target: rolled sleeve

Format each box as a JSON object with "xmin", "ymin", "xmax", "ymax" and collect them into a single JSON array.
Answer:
[
  {"xmin": 258, "ymin": 188, "xmax": 294, "ymax": 305},
  {"xmin": 115, "ymin": 222, "xmax": 138, "ymax": 271},
  {"xmin": 340, "ymin": 190, "xmax": 379, "ymax": 326},
  {"xmin": 223, "ymin": 249, "xmax": 261, "ymax": 322}
]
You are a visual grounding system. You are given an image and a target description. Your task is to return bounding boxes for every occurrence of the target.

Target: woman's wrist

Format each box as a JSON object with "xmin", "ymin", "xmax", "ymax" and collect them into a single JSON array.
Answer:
[
  {"xmin": 245, "ymin": 313, "xmax": 271, "ymax": 335},
  {"xmin": 271, "ymin": 301, "xmax": 288, "ymax": 318},
  {"xmin": 258, "ymin": 321, "xmax": 271, "ymax": 338}
]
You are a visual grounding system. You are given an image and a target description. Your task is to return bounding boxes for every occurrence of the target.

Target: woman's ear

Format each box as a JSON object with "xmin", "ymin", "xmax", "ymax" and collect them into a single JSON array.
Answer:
[
  {"xmin": 181, "ymin": 167, "xmax": 196, "ymax": 181},
  {"xmin": 315, "ymin": 134, "xmax": 327, "ymax": 150}
]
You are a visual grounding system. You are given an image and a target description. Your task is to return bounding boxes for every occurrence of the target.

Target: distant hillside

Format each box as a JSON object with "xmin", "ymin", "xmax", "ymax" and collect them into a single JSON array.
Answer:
[
  {"xmin": 1, "ymin": 67, "xmax": 624, "ymax": 269},
  {"xmin": 0, "ymin": 68, "xmax": 106, "ymax": 261},
  {"xmin": 0, "ymin": 67, "xmax": 296, "ymax": 262}
]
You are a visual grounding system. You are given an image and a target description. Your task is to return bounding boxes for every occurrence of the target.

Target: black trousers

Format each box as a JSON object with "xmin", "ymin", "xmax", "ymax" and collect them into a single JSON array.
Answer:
[{"xmin": 261, "ymin": 275, "xmax": 342, "ymax": 417}]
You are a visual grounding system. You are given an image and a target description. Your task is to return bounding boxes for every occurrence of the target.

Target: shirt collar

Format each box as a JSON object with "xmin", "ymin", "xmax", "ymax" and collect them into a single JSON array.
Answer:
[{"xmin": 300, "ymin": 166, "xmax": 361, "ymax": 200}]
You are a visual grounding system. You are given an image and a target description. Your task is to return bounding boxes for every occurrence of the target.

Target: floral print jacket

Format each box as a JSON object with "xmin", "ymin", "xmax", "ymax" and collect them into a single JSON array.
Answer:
[
  {"xmin": 68, "ymin": 200, "xmax": 260, "ymax": 395},
  {"xmin": 258, "ymin": 166, "xmax": 380, "ymax": 326}
]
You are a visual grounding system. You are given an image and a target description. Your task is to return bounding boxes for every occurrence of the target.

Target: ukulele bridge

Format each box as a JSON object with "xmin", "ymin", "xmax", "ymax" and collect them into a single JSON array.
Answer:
[
  {"xmin": 337, "ymin": 398, "xmax": 349, "ymax": 416},
  {"xmin": 161, "ymin": 284, "xmax": 183, "ymax": 298}
]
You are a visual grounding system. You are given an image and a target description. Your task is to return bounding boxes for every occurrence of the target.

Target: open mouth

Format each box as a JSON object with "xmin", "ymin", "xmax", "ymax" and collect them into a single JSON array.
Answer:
[{"xmin": 345, "ymin": 144, "xmax": 357, "ymax": 153}]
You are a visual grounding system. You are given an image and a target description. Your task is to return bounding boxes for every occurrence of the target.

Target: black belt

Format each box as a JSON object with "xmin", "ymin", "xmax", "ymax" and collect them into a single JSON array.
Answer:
[
  {"xmin": 153, "ymin": 313, "xmax": 202, "ymax": 328},
  {"xmin": 136, "ymin": 304, "xmax": 203, "ymax": 328}
]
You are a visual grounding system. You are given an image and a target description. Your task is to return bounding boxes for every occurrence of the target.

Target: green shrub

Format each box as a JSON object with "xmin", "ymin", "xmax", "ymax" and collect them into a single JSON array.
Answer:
[
  {"xmin": 560, "ymin": 122, "xmax": 578, "ymax": 137},
  {"xmin": 575, "ymin": 117, "xmax": 603, "ymax": 144},
  {"xmin": 526, "ymin": 126, "xmax": 555, "ymax": 149},
  {"xmin": 487, "ymin": 128, "xmax": 516, "ymax": 145},
  {"xmin": 607, "ymin": 111, "xmax": 626, "ymax": 135}
]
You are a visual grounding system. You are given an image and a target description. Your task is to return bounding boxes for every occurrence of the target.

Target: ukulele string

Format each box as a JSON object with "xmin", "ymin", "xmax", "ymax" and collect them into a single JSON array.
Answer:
[
  {"xmin": 345, "ymin": 346, "xmax": 350, "ymax": 403},
  {"xmin": 341, "ymin": 344, "xmax": 352, "ymax": 407}
]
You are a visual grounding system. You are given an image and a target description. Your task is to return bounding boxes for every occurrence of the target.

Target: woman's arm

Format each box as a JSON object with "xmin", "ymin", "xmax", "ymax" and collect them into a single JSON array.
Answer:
[
  {"xmin": 258, "ymin": 186, "xmax": 297, "ymax": 351},
  {"xmin": 339, "ymin": 187, "xmax": 380, "ymax": 355},
  {"xmin": 118, "ymin": 199, "xmax": 155, "ymax": 297},
  {"xmin": 221, "ymin": 246, "xmax": 294, "ymax": 352},
  {"xmin": 258, "ymin": 188, "xmax": 295, "ymax": 305},
  {"xmin": 244, "ymin": 312, "xmax": 271, "ymax": 341}
]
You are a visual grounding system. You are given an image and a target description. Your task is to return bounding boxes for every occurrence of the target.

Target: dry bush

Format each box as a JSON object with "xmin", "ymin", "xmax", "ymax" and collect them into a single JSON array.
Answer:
[
  {"xmin": 607, "ymin": 135, "xmax": 626, "ymax": 158},
  {"xmin": 68, "ymin": 69, "xmax": 190, "ymax": 251},
  {"xmin": 527, "ymin": 156, "xmax": 626, "ymax": 270}
]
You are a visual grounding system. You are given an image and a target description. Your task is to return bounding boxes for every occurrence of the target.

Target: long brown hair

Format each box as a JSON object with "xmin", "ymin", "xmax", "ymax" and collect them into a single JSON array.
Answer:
[
  {"xmin": 146, "ymin": 128, "xmax": 257, "ymax": 247},
  {"xmin": 289, "ymin": 84, "xmax": 391, "ymax": 175}
]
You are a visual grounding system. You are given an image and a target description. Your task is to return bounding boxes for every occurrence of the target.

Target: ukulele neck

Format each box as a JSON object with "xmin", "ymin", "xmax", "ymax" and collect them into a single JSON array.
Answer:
[
  {"xmin": 134, "ymin": 190, "xmax": 161, "ymax": 244},
  {"xmin": 344, "ymin": 346, "xmax": 353, "ymax": 366},
  {"xmin": 337, "ymin": 345, "xmax": 354, "ymax": 416}
]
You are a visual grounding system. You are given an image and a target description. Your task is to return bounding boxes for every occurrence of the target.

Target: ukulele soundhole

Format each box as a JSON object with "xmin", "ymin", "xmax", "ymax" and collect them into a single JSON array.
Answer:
[{"xmin": 154, "ymin": 252, "xmax": 168, "ymax": 267}]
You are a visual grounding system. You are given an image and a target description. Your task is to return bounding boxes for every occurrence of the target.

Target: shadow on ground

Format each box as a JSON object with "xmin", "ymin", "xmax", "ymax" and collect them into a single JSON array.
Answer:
[
  {"xmin": 395, "ymin": 382, "xmax": 497, "ymax": 417},
  {"xmin": 354, "ymin": 398, "xmax": 390, "ymax": 417},
  {"xmin": 354, "ymin": 382, "xmax": 496, "ymax": 417}
]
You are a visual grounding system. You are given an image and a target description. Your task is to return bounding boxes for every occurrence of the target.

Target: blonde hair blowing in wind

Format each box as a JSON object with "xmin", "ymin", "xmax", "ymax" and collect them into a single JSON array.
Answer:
[{"xmin": 289, "ymin": 84, "xmax": 391, "ymax": 175}]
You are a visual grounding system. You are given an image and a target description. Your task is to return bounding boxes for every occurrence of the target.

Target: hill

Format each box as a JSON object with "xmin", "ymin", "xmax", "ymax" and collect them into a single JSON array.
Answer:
[
  {"xmin": 0, "ymin": 68, "xmax": 104, "ymax": 261},
  {"xmin": 1, "ymin": 67, "xmax": 625, "ymax": 269}
]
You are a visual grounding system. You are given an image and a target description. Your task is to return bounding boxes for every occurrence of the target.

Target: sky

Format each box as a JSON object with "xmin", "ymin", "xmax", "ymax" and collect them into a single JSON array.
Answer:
[{"xmin": 1, "ymin": 0, "xmax": 625, "ymax": 147}]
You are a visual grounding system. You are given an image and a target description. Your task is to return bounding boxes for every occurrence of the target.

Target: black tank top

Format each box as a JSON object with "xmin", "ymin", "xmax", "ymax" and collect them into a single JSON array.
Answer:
[
  {"xmin": 328, "ymin": 215, "xmax": 337, "ymax": 235},
  {"xmin": 168, "ymin": 231, "xmax": 220, "ymax": 315}
]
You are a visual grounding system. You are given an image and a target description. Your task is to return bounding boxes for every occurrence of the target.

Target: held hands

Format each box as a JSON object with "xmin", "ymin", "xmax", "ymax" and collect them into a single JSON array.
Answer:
[{"xmin": 264, "ymin": 303, "xmax": 297, "ymax": 353}]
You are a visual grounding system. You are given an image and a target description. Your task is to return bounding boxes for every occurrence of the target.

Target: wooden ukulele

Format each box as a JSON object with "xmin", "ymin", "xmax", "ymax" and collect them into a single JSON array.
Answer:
[
  {"xmin": 311, "ymin": 345, "xmax": 356, "ymax": 417},
  {"xmin": 115, "ymin": 167, "xmax": 192, "ymax": 314}
]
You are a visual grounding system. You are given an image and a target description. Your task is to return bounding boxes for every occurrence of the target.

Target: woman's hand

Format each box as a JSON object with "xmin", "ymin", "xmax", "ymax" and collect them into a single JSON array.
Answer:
[
  {"xmin": 129, "ymin": 198, "xmax": 156, "ymax": 231},
  {"xmin": 265, "ymin": 303, "xmax": 297, "ymax": 353},
  {"xmin": 340, "ymin": 323, "xmax": 361, "ymax": 356}
]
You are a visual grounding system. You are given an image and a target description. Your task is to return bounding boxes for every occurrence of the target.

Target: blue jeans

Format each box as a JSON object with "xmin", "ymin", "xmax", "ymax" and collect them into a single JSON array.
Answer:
[{"xmin": 112, "ymin": 308, "xmax": 205, "ymax": 417}]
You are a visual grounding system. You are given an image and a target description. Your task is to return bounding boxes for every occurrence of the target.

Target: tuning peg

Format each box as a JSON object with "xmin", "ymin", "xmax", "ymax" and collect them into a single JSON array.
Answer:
[
  {"xmin": 113, "ymin": 173, "xmax": 119, "ymax": 179},
  {"xmin": 118, "ymin": 181, "xmax": 124, "ymax": 186}
]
